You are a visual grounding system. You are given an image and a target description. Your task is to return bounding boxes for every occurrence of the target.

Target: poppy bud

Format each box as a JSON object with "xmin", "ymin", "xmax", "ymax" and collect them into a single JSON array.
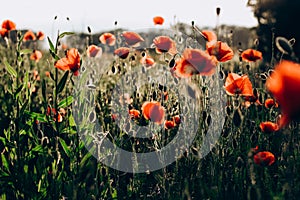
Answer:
[{"xmin": 216, "ymin": 7, "xmax": 221, "ymax": 16}]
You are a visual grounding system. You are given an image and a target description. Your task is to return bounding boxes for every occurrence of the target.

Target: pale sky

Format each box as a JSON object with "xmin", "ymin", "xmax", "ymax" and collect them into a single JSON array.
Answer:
[{"xmin": 2, "ymin": 0, "xmax": 257, "ymax": 39}]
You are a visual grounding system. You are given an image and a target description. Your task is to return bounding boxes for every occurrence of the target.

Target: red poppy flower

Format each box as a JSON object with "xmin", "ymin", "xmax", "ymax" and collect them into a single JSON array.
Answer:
[
  {"xmin": 36, "ymin": 31, "xmax": 45, "ymax": 40},
  {"xmin": 253, "ymin": 151, "xmax": 275, "ymax": 166},
  {"xmin": 55, "ymin": 48, "xmax": 81, "ymax": 76},
  {"xmin": 153, "ymin": 36, "xmax": 177, "ymax": 55},
  {"xmin": 165, "ymin": 120, "xmax": 175, "ymax": 129},
  {"xmin": 30, "ymin": 50, "xmax": 43, "ymax": 62},
  {"xmin": 46, "ymin": 107, "xmax": 63, "ymax": 122},
  {"xmin": 153, "ymin": 16, "xmax": 164, "ymax": 25},
  {"xmin": 99, "ymin": 33, "xmax": 116, "ymax": 46},
  {"xmin": 173, "ymin": 48, "xmax": 217, "ymax": 78},
  {"xmin": 224, "ymin": 73, "xmax": 254, "ymax": 96},
  {"xmin": 259, "ymin": 121, "xmax": 279, "ymax": 133},
  {"xmin": 129, "ymin": 109, "xmax": 140, "ymax": 119},
  {"xmin": 201, "ymin": 30, "xmax": 217, "ymax": 43},
  {"xmin": 114, "ymin": 47, "xmax": 130, "ymax": 59},
  {"xmin": 172, "ymin": 115, "xmax": 181, "ymax": 125},
  {"xmin": 264, "ymin": 98, "xmax": 278, "ymax": 109},
  {"xmin": 241, "ymin": 49, "xmax": 262, "ymax": 62},
  {"xmin": 122, "ymin": 31, "xmax": 144, "ymax": 47},
  {"xmin": 23, "ymin": 30, "xmax": 36, "ymax": 41},
  {"xmin": 140, "ymin": 55, "xmax": 155, "ymax": 67},
  {"xmin": 141, "ymin": 101, "xmax": 165, "ymax": 124},
  {"xmin": 1, "ymin": 19, "xmax": 16, "ymax": 30},
  {"xmin": 87, "ymin": 45, "xmax": 102, "ymax": 58},
  {"xmin": 206, "ymin": 41, "xmax": 234, "ymax": 62},
  {"xmin": 266, "ymin": 60, "xmax": 300, "ymax": 127}
]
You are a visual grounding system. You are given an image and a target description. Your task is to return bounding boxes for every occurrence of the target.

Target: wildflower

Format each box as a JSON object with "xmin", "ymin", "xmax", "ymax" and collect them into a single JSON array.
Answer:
[
  {"xmin": 206, "ymin": 41, "xmax": 234, "ymax": 62},
  {"xmin": 141, "ymin": 101, "xmax": 165, "ymax": 124},
  {"xmin": 86, "ymin": 45, "xmax": 102, "ymax": 58},
  {"xmin": 253, "ymin": 151, "xmax": 275, "ymax": 166},
  {"xmin": 259, "ymin": 121, "xmax": 279, "ymax": 133},
  {"xmin": 99, "ymin": 32, "xmax": 116, "ymax": 46},
  {"xmin": 129, "ymin": 109, "xmax": 140, "ymax": 119},
  {"xmin": 173, "ymin": 48, "xmax": 217, "ymax": 78},
  {"xmin": 140, "ymin": 55, "xmax": 155, "ymax": 67},
  {"xmin": 153, "ymin": 36, "xmax": 177, "ymax": 55},
  {"xmin": 122, "ymin": 31, "xmax": 144, "ymax": 47},
  {"xmin": 114, "ymin": 47, "xmax": 130, "ymax": 59},
  {"xmin": 36, "ymin": 31, "xmax": 45, "ymax": 40},
  {"xmin": 172, "ymin": 115, "xmax": 181, "ymax": 125},
  {"xmin": 46, "ymin": 106, "xmax": 63, "ymax": 122},
  {"xmin": 241, "ymin": 49, "xmax": 262, "ymax": 62},
  {"xmin": 201, "ymin": 30, "xmax": 217, "ymax": 43},
  {"xmin": 266, "ymin": 60, "xmax": 300, "ymax": 126},
  {"xmin": 55, "ymin": 48, "xmax": 81, "ymax": 76},
  {"xmin": 264, "ymin": 98, "xmax": 278, "ymax": 109},
  {"xmin": 0, "ymin": 19, "xmax": 16, "ymax": 38},
  {"xmin": 23, "ymin": 30, "xmax": 36, "ymax": 41},
  {"xmin": 165, "ymin": 120, "xmax": 175, "ymax": 129},
  {"xmin": 45, "ymin": 71, "xmax": 50, "ymax": 77},
  {"xmin": 30, "ymin": 50, "xmax": 42, "ymax": 62},
  {"xmin": 153, "ymin": 16, "xmax": 164, "ymax": 25},
  {"xmin": 224, "ymin": 73, "xmax": 253, "ymax": 96}
]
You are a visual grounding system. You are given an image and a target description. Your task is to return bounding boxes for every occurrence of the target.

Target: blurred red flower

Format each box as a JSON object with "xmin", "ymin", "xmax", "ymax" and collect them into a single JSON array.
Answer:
[
  {"xmin": 142, "ymin": 101, "xmax": 165, "ymax": 124},
  {"xmin": 173, "ymin": 48, "xmax": 217, "ymax": 78},
  {"xmin": 153, "ymin": 16, "xmax": 164, "ymax": 25},
  {"xmin": 36, "ymin": 31, "xmax": 45, "ymax": 40},
  {"xmin": 264, "ymin": 98, "xmax": 278, "ymax": 109},
  {"xmin": 266, "ymin": 60, "xmax": 300, "ymax": 127},
  {"xmin": 129, "ymin": 109, "xmax": 140, "ymax": 119},
  {"xmin": 114, "ymin": 47, "xmax": 130, "ymax": 59},
  {"xmin": 201, "ymin": 30, "xmax": 217, "ymax": 43},
  {"xmin": 0, "ymin": 19, "xmax": 16, "ymax": 38},
  {"xmin": 122, "ymin": 31, "xmax": 144, "ymax": 47},
  {"xmin": 30, "ymin": 50, "xmax": 43, "ymax": 62},
  {"xmin": 206, "ymin": 41, "xmax": 234, "ymax": 62},
  {"xmin": 55, "ymin": 48, "xmax": 81, "ymax": 76},
  {"xmin": 165, "ymin": 120, "xmax": 175, "ymax": 129},
  {"xmin": 87, "ymin": 45, "xmax": 102, "ymax": 58},
  {"xmin": 241, "ymin": 49, "xmax": 262, "ymax": 62},
  {"xmin": 23, "ymin": 30, "xmax": 36, "ymax": 41},
  {"xmin": 153, "ymin": 36, "xmax": 177, "ymax": 55},
  {"xmin": 224, "ymin": 73, "xmax": 253, "ymax": 96},
  {"xmin": 140, "ymin": 55, "xmax": 155, "ymax": 67},
  {"xmin": 253, "ymin": 151, "xmax": 275, "ymax": 166},
  {"xmin": 259, "ymin": 121, "xmax": 279, "ymax": 133},
  {"xmin": 99, "ymin": 33, "xmax": 116, "ymax": 46}
]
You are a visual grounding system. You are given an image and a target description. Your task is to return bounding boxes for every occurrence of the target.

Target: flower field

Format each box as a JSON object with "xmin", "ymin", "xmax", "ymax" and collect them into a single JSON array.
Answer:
[{"xmin": 1, "ymin": 7, "xmax": 300, "ymax": 200}]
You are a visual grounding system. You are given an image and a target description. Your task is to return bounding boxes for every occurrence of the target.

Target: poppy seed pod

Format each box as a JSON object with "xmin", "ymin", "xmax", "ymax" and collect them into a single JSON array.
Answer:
[{"xmin": 216, "ymin": 7, "xmax": 221, "ymax": 16}]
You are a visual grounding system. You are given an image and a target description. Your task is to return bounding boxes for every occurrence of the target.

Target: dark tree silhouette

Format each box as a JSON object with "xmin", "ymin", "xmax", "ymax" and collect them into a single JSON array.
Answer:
[{"xmin": 248, "ymin": 0, "xmax": 300, "ymax": 63}]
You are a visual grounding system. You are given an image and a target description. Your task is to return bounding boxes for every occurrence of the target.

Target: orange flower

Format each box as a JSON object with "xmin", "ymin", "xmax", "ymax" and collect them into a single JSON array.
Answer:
[
  {"xmin": 46, "ymin": 107, "xmax": 63, "ymax": 122},
  {"xmin": 153, "ymin": 16, "xmax": 164, "ymax": 25},
  {"xmin": 87, "ymin": 45, "xmax": 102, "ymax": 58},
  {"xmin": 173, "ymin": 48, "xmax": 217, "ymax": 78},
  {"xmin": 55, "ymin": 48, "xmax": 81, "ymax": 76},
  {"xmin": 23, "ymin": 30, "xmax": 36, "ymax": 41},
  {"xmin": 201, "ymin": 30, "xmax": 217, "ymax": 43},
  {"xmin": 259, "ymin": 121, "xmax": 279, "ymax": 133},
  {"xmin": 45, "ymin": 71, "xmax": 50, "ymax": 77},
  {"xmin": 36, "ymin": 31, "xmax": 45, "ymax": 40},
  {"xmin": 264, "ymin": 98, "xmax": 278, "ymax": 109},
  {"xmin": 266, "ymin": 60, "xmax": 300, "ymax": 127},
  {"xmin": 140, "ymin": 55, "xmax": 155, "ymax": 67},
  {"xmin": 241, "ymin": 49, "xmax": 262, "ymax": 62},
  {"xmin": 99, "ymin": 33, "xmax": 116, "ymax": 46},
  {"xmin": 114, "ymin": 47, "xmax": 130, "ymax": 59},
  {"xmin": 206, "ymin": 41, "xmax": 234, "ymax": 62},
  {"xmin": 141, "ymin": 101, "xmax": 165, "ymax": 124},
  {"xmin": 129, "ymin": 109, "xmax": 140, "ymax": 119},
  {"xmin": 165, "ymin": 120, "xmax": 175, "ymax": 129},
  {"xmin": 253, "ymin": 151, "xmax": 275, "ymax": 166},
  {"xmin": 224, "ymin": 73, "xmax": 254, "ymax": 96},
  {"xmin": 153, "ymin": 36, "xmax": 177, "ymax": 55},
  {"xmin": 0, "ymin": 19, "xmax": 16, "ymax": 38},
  {"xmin": 122, "ymin": 31, "xmax": 144, "ymax": 47},
  {"xmin": 30, "ymin": 50, "xmax": 43, "ymax": 62}
]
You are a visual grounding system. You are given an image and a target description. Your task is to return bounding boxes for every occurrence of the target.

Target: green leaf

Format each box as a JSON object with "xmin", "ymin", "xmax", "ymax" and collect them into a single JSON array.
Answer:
[
  {"xmin": 1, "ymin": 154, "xmax": 9, "ymax": 172},
  {"xmin": 24, "ymin": 111, "xmax": 47, "ymax": 122},
  {"xmin": 47, "ymin": 36, "xmax": 55, "ymax": 52},
  {"xmin": 68, "ymin": 114, "xmax": 76, "ymax": 127},
  {"xmin": 20, "ymin": 49, "xmax": 32, "ymax": 55},
  {"xmin": 58, "ymin": 96, "xmax": 73, "ymax": 108},
  {"xmin": 20, "ymin": 100, "xmax": 29, "ymax": 114},
  {"xmin": 59, "ymin": 138, "xmax": 71, "ymax": 157},
  {"xmin": 49, "ymin": 49, "xmax": 60, "ymax": 61},
  {"xmin": 59, "ymin": 32, "xmax": 74, "ymax": 39},
  {"xmin": 4, "ymin": 60, "xmax": 17, "ymax": 78},
  {"xmin": 42, "ymin": 79, "xmax": 47, "ymax": 102},
  {"xmin": 57, "ymin": 70, "xmax": 69, "ymax": 94}
]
